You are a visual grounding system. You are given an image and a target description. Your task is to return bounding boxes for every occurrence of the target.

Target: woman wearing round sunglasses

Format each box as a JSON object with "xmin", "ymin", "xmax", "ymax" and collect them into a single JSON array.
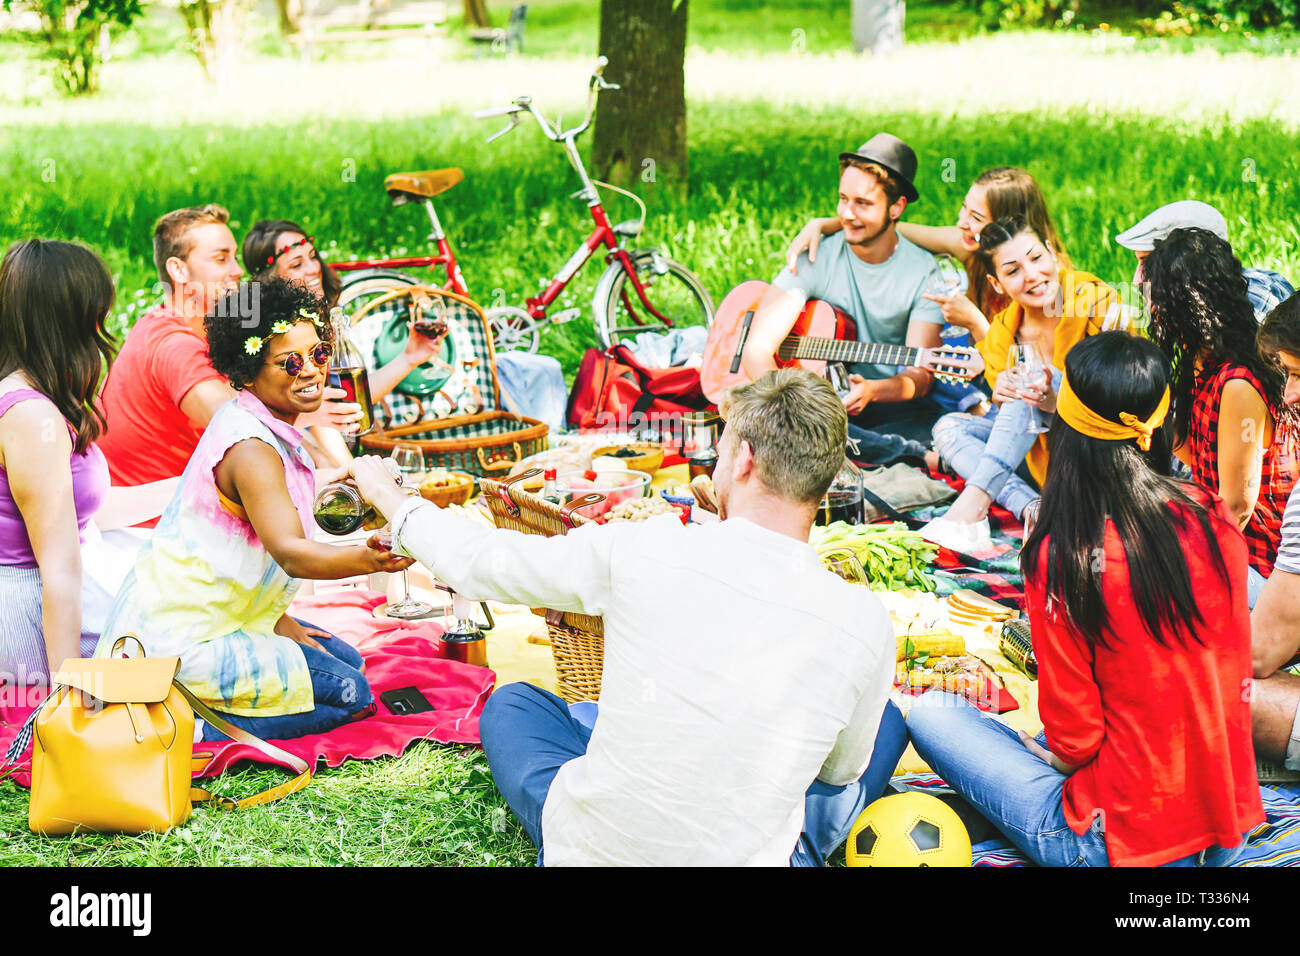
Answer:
[{"xmin": 98, "ymin": 277, "xmax": 414, "ymax": 741}]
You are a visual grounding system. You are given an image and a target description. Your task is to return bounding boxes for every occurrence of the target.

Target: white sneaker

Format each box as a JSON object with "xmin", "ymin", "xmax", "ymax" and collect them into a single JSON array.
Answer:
[{"xmin": 918, "ymin": 516, "xmax": 994, "ymax": 553}]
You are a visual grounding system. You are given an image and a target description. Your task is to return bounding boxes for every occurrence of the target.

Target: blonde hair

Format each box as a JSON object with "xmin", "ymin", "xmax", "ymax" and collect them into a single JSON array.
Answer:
[
  {"xmin": 719, "ymin": 368, "xmax": 847, "ymax": 504},
  {"xmin": 153, "ymin": 203, "xmax": 231, "ymax": 284}
]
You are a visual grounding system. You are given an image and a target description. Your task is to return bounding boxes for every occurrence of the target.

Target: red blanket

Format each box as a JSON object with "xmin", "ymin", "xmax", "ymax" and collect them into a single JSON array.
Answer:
[{"xmin": 0, "ymin": 590, "xmax": 495, "ymax": 788}]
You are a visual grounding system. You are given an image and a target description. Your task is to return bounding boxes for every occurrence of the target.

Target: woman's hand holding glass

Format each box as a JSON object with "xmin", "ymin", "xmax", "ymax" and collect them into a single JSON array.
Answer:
[{"xmin": 1005, "ymin": 345, "xmax": 1052, "ymax": 434}]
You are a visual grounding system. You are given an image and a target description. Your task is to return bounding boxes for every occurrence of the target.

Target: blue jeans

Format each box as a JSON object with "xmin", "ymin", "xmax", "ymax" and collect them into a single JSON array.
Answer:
[
  {"xmin": 932, "ymin": 396, "xmax": 1047, "ymax": 522},
  {"xmin": 906, "ymin": 692, "xmax": 1244, "ymax": 867},
  {"xmin": 847, "ymin": 397, "xmax": 944, "ymax": 466},
  {"xmin": 479, "ymin": 682, "xmax": 909, "ymax": 866},
  {"xmin": 200, "ymin": 628, "xmax": 373, "ymax": 742}
]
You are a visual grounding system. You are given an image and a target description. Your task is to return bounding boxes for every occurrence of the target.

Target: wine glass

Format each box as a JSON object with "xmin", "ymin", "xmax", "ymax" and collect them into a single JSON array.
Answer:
[
  {"xmin": 1006, "ymin": 344, "xmax": 1051, "ymax": 435},
  {"xmin": 385, "ymin": 445, "xmax": 434, "ymax": 619},
  {"xmin": 823, "ymin": 549, "xmax": 870, "ymax": 586},
  {"xmin": 928, "ymin": 255, "xmax": 970, "ymax": 344}
]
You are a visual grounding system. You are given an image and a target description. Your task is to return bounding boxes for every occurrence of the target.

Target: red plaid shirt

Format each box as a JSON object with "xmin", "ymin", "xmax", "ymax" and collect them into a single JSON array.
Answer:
[{"xmin": 1189, "ymin": 362, "xmax": 1298, "ymax": 575}]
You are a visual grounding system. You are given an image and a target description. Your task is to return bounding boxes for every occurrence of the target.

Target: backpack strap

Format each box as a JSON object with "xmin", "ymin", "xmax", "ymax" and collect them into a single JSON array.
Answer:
[{"xmin": 172, "ymin": 681, "xmax": 312, "ymax": 811}]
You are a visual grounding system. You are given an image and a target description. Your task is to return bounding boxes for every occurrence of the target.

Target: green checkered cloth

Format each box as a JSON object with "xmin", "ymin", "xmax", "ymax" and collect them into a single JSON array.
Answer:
[{"xmin": 351, "ymin": 291, "xmax": 499, "ymax": 429}]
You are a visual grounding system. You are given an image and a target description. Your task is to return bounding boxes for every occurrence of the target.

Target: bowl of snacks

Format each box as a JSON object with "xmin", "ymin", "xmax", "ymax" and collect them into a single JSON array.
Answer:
[
  {"xmin": 607, "ymin": 494, "xmax": 689, "ymax": 525},
  {"xmin": 558, "ymin": 468, "xmax": 651, "ymax": 517},
  {"xmin": 418, "ymin": 468, "xmax": 477, "ymax": 507},
  {"xmin": 591, "ymin": 442, "xmax": 666, "ymax": 476}
]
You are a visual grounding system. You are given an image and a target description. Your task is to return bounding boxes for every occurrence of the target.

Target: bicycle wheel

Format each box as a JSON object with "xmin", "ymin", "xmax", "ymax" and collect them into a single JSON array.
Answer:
[
  {"xmin": 484, "ymin": 305, "xmax": 543, "ymax": 354},
  {"xmin": 336, "ymin": 270, "xmax": 420, "ymax": 321},
  {"xmin": 593, "ymin": 251, "xmax": 715, "ymax": 350}
]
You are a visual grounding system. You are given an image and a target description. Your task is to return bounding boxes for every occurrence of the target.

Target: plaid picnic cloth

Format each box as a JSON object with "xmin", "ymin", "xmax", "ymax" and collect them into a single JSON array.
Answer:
[
  {"xmin": 351, "ymin": 291, "xmax": 499, "ymax": 429},
  {"xmin": 905, "ymin": 470, "xmax": 1027, "ymax": 611}
]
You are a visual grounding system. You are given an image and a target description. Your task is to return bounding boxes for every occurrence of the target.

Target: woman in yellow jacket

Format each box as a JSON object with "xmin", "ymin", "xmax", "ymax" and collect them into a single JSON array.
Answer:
[{"xmin": 920, "ymin": 216, "xmax": 1119, "ymax": 552}]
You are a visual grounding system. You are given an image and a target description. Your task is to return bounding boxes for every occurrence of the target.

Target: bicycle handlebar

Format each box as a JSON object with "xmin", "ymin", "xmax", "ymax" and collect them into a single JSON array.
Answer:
[{"xmin": 477, "ymin": 57, "xmax": 619, "ymax": 144}]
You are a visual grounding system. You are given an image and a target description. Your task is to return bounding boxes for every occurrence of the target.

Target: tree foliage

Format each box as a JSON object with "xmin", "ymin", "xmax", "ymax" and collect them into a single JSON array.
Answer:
[{"xmin": 3, "ymin": 0, "xmax": 142, "ymax": 95}]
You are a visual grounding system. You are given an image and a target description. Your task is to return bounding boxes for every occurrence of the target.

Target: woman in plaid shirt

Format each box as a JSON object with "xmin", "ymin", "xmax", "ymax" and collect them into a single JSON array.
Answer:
[{"xmin": 1144, "ymin": 228, "xmax": 1298, "ymax": 605}]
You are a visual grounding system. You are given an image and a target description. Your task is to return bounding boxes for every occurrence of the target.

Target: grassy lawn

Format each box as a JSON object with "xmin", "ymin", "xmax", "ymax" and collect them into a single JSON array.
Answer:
[{"xmin": 1, "ymin": 7, "xmax": 1298, "ymax": 866}]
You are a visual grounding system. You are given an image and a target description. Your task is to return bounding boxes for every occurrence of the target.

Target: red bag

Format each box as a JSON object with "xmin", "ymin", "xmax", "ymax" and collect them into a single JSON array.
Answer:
[{"xmin": 567, "ymin": 344, "xmax": 714, "ymax": 432}]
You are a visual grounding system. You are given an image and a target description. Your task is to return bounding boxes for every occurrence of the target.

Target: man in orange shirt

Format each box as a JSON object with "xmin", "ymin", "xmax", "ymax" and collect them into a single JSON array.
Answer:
[{"xmin": 98, "ymin": 204, "xmax": 357, "ymax": 493}]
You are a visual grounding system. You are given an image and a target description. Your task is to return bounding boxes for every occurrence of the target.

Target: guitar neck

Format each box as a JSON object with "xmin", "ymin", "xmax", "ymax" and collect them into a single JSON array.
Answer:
[{"xmin": 777, "ymin": 335, "xmax": 922, "ymax": 368}]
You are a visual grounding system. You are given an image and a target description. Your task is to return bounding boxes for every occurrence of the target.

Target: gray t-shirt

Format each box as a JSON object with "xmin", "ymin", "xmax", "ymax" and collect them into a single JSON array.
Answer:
[
  {"xmin": 772, "ymin": 231, "xmax": 943, "ymax": 379},
  {"xmin": 1277, "ymin": 482, "xmax": 1300, "ymax": 576}
]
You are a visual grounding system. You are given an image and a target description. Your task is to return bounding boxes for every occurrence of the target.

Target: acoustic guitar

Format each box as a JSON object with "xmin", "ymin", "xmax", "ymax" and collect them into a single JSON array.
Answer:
[{"xmin": 700, "ymin": 280, "xmax": 982, "ymax": 404}]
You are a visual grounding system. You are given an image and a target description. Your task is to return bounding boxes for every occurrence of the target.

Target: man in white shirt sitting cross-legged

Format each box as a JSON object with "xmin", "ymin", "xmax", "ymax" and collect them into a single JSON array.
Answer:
[{"xmin": 350, "ymin": 368, "xmax": 903, "ymax": 866}]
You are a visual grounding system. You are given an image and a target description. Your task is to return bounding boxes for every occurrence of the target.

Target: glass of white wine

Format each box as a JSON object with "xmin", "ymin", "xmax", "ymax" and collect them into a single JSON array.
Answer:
[
  {"xmin": 1005, "ymin": 344, "xmax": 1051, "ymax": 435},
  {"xmin": 823, "ymin": 549, "xmax": 870, "ymax": 586},
  {"xmin": 385, "ymin": 445, "xmax": 434, "ymax": 619}
]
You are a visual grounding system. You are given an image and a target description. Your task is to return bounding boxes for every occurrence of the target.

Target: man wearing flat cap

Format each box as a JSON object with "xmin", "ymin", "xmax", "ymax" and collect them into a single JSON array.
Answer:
[
  {"xmin": 1117, "ymin": 199, "xmax": 1294, "ymax": 322},
  {"xmin": 741, "ymin": 133, "xmax": 947, "ymax": 462}
]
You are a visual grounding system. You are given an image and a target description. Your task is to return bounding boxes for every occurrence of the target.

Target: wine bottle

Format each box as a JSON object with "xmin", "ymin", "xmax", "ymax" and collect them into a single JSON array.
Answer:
[{"xmin": 328, "ymin": 306, "xmax": 375, "ymax": 452}]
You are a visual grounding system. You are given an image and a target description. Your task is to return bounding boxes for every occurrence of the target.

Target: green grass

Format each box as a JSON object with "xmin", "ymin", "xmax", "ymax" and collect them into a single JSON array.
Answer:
[
  {"xmin": 0, "ymin": 743, "xmax": 536, "ymax": 865},
  {"xmin": 1, "ymin": 20, "xmax": 1299, "ymax": 865}
]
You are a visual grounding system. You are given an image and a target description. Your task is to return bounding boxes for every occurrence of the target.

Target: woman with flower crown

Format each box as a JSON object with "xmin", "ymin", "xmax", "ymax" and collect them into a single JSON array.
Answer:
[{"xmin": 98, "ymin": 278, "xmax": 413, "ymax": 740}]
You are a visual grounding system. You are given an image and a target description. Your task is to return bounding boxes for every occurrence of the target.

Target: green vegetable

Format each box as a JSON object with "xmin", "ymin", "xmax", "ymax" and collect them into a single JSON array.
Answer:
[{"xmin": 810, "ymin": 522, "xmax": 939, "ymax": 592}]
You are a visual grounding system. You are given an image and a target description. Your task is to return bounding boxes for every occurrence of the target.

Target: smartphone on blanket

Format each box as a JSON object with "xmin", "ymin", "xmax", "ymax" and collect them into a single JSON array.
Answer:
[{"xmin": 380, "ymin": 686, "xmax": 434, "ymax": 716}]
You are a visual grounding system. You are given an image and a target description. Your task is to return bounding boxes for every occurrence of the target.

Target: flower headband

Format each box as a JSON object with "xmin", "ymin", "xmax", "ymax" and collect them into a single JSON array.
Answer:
[
  {"xmin": 265, "ymin": 234, "xmax": 315, "ymax": 267},
  {"xmin": 244, "ymin": 308, "xmax": 327, "ymax": 356}
]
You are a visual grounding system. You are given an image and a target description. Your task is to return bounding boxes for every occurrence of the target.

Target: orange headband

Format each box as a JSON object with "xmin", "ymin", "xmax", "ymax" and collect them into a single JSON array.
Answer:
[{"xmin": 1056, "ymin": 375, "xmax": 1170, "ymax": 452}]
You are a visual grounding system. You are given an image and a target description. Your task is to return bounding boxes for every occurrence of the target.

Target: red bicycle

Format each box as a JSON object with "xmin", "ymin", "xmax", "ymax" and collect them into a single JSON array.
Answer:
[{"xmin": 332, "ymin": 58, "xmax": 714, "ymax": 353}]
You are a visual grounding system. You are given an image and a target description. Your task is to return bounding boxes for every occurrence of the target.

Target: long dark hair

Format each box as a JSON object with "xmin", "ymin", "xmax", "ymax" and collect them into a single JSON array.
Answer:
[
  {"xmin": 241, "ymin": 219, "xmax": 341, "ymax": 308},
  {"xmin": 0, "ymin": 240, "xmax": 116, "ymax": 454},
  {"xmin": 1145, "ymin": 227, "xmax": 1293, "ymax": 446},
  {"xmin": 966, "ymin": 167, "xmax": 1068, "ymax": 317},
  {"xmin": 1022, "ymin": 332, "xmax": 1231, "ymax": 649}
]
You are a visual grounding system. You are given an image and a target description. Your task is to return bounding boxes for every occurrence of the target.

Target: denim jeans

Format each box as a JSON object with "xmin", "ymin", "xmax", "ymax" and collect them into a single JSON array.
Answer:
[
  {"xmin": 479, "ymin": 682, "xmax": 909, "ymax": 866},
  {"xmin": 906, "ymin": 692, "xmax": 1244, "ymax": 867},
  {"xmin": 931, "ymin": 370, "xmax": 1059, "ymax": 522},
  {"xmin": 846, "ymin": 396, "xmax": 945, "ymax": 466},
  {"xmin": 200, "ymin": 627, "xmax": 373, "ymax": 742}
]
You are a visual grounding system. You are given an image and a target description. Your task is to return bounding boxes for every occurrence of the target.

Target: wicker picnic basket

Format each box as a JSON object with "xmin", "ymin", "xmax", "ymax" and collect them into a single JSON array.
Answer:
[
  {"xmin": 362, "ymin": 410, "xmax": 549, "ymax": 477},
  {"xmin": 353, "ymin": 286, "xmax": 549, "ymax": 477},
  {"xmin": 479, "ymin": 470, "xmax": 607, "ymax": 703}
]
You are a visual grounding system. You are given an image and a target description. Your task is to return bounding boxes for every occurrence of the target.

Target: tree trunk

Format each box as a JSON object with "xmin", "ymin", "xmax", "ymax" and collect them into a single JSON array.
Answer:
[
  {"xmin": 851, "ymin": 0, "xmax": 904, "ymax": 55},
  {"xmin": 463, "ymin": 0, "xmax": 491, "ymax": 28},
  {"xmin": 593, "ymin": 0, "xmax": 688, "ymax": 197},
  {"xmin": 275, "ymin": 0, "xmax": 303, "ymax": 35}
]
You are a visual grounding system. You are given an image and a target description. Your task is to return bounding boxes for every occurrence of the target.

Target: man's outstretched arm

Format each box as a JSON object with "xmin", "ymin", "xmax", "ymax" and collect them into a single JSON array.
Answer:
[{"xmin": 352, "ymin": 456, "xmax": 617, "ymax": 615}]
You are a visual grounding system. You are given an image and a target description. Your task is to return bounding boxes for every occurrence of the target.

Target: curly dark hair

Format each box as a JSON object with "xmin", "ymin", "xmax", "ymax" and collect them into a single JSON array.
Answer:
[
  {"xmin": 205, "ymin": 277, "xmax": 331, "ymax": 389},
  {"xmin": 241, "ymin": 219, "xmax": 342, "ymax": 309},
  {"xmin": 1144, "ymin": 228, "xmax": 1292, "ymax": 446}
]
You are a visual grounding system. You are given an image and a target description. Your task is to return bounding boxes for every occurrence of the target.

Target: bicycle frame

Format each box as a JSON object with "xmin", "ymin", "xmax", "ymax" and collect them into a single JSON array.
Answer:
[
  {"xmin": 332, "ymin": 198, "xmax": 470, "ymax": 297},
  {"xmin": 522, "ymin": 135, "xmax": 673, "ymax": 328}
]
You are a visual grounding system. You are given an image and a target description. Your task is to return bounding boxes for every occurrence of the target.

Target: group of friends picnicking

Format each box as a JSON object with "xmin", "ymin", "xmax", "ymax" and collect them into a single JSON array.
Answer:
[{"xmin": 2, "ymin": 128, "xmax": 1299, "ymax": 866}]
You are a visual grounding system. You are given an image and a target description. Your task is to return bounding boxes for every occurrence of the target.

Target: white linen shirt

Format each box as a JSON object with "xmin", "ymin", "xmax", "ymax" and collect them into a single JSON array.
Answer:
[{"xmin": 390, "ymin": 500, "xmax": 894, "ymax": 866}]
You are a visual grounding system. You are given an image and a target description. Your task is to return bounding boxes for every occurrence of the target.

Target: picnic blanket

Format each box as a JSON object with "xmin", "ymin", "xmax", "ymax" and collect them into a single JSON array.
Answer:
[
  {"xmin": 896, "ymin": 774, "xmax": 1300, "ymax": 867},
  {"xmin": 0, "ymin": 591, "xmax": 496, "ymax": 788}
]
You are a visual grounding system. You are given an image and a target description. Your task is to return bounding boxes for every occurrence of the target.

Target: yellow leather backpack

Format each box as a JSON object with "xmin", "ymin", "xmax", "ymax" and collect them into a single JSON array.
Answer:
[{"xmin": 5, "ymin": 637, "xmax": 311, "ymax": 835}]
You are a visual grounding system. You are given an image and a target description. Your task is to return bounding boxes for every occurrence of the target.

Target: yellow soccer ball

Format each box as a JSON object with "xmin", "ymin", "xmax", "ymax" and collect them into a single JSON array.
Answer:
[{"xmin": 845, "ymin": 792, "xmax": 972, "ymax": 867}]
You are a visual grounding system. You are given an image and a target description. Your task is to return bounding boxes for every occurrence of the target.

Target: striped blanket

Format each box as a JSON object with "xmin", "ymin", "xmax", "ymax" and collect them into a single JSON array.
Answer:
[{"xmin": 896, "ymin": 773, "xmax": 1300, "ymax": 867}]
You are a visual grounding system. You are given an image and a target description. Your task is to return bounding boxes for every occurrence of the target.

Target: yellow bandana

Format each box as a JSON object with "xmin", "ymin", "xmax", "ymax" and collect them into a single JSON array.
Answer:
[{"xmin": 1056, "ymin": 375, "xmax": 1170, "ymax": 452}]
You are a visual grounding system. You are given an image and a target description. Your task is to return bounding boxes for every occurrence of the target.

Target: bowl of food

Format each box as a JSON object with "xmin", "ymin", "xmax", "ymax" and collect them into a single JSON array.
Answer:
[
  {"xmin": 591, "ymin": 442, "xmax": 666, "ymax": 476},
  {"xmin": 418, "ymin": 468, "xmax": 477, "ymax": 507},
  {"xmin": 558, "ymin": 468, "xmax": 651, "ymax": 517}
]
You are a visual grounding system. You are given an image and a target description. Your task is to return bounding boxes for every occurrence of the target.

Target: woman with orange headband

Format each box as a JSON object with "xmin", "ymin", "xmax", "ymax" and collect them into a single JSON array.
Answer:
[{"xmin": 908, "ymin": 333, "xmax": 1262, "ymax": 867}]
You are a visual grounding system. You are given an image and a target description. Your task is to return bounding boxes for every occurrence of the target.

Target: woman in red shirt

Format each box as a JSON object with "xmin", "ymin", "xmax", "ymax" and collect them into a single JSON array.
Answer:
[{"xmin": 907, "ymin": 332, "xmax": 1263, "ymax": 866}]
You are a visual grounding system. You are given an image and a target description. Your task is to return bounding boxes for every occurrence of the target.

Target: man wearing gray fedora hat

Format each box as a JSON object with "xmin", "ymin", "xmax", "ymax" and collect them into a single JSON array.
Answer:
[{"xmin": 741, "ymin": 132, "xmax": 948, "ymax": 461}]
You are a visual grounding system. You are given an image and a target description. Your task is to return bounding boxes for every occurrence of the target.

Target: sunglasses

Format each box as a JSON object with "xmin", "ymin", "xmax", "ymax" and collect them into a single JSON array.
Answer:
[{"xmin": 267, "ymin": 341, "xmax": 333, "ymax": 377}]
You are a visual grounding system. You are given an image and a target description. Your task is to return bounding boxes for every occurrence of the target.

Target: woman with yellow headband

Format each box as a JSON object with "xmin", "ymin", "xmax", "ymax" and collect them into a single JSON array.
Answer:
[{"xmin": 909, "ymin": 333, "xmax": 1263, "ymax": 867}]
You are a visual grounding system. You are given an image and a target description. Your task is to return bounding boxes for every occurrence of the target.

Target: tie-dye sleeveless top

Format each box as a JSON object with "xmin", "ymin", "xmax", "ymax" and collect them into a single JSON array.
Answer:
[{"xmin": 98, "ymin": 390, "xmax": 316, "ymax": 716}]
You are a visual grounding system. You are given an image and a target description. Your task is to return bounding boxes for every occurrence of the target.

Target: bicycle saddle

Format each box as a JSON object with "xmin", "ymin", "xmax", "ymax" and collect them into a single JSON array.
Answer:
[
  {"xmin": 385, "ymin": 168, "xmax": 465, "ymax": 202},
  {"xmin": 612, "ymin": 219, "xmax": 642, "ymax": 238}
]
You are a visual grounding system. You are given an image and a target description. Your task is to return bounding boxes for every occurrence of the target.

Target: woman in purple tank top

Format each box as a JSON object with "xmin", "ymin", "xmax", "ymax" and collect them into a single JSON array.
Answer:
[{"xmin": 0, "ymin": 241, "xmax": 174, "ymax": 687}]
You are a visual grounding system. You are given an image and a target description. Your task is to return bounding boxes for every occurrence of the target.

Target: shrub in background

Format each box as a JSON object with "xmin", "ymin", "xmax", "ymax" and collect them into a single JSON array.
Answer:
[{"xmin": 2, "ymin": 0, "xmax": 142, "ymax": 94}]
